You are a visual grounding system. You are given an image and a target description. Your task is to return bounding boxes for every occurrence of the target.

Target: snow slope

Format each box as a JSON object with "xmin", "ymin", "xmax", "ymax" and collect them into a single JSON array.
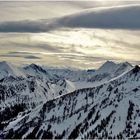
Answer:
[
  {"xmin": 45, "ymin": 67, "xmax": 95, "ymax": 82},
  {"xmin": 1, "ymin": 65, "xmax": 140, "ymax": 139},
  {"xmin": 0, "ymin": 61, "xmax": 139, "ymax": 139},
  {"xmin": 88, "ymin": 61, "xmax": 133, "ymax": 83},
  {"xmin": 0, "ymin": 62, "xmax": 76, "ymax": 122},
  {"xmin": 0, "ymin": 61, "xmax": 25, "ymax": 80}
]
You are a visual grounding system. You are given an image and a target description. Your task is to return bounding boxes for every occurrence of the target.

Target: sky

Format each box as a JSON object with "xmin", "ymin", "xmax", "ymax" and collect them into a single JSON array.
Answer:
[{"xmin": 0, "ymin": 1, "xmax": 140, "ymax": 69}]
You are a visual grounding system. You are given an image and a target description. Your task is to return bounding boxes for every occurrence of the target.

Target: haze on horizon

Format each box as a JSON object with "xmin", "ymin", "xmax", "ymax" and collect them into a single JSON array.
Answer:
[{"xmin": 0, "ymin": 0, "xmax": 140, "ymax": 69}]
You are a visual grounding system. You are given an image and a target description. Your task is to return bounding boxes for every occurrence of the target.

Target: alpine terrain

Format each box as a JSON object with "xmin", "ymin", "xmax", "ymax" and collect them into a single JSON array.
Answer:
[{"xmin": 0, "ymin": 61, "xmax": 140, "ymax": 139}]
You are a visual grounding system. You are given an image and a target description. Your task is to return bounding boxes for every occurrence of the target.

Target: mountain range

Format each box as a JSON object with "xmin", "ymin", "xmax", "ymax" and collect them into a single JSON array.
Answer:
[{"xmin": 0, "ymin": 61, "xmax": 140, "ymax": 139}]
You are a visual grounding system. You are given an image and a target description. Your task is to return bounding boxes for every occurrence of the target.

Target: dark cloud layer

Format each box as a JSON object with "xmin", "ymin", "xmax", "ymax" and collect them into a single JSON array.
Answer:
[
  {"xmin": 0, "ymin": 20, "xmax": 51, "ymax": 32},
  {"xmin": 0, "ymin": 53, "xmax": 41, "ymax": 59},
  {"xmin": 0, "ymin": 4, "xmax": 139, "ymax": 68},
  {"xmin": 57, "ymin": 4, "xmax": 140, "ymax": 30},
  {"xmin": 0, "ymin": 5, "xmax": 140, "ymax": 32}
]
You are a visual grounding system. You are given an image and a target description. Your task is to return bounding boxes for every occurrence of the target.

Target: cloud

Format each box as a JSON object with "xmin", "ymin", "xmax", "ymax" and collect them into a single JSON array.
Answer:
[
  {"xmin": 0, "ymin": 4, "xmax": 140, "ymax": 32},
  {"xmin": 9, "ymin": 51, "xmax": 39, "ymax": 55},
  {"xmin": 0, "ymin": 52, "xmax": 41, "ymax": 59},
  {"xmin": 0, "ymin": 20, "xmax": 51, "ymax": 32},
  {"xmin": 5, "ymin": 50, "xmax": 116, "ymax": 65},
  {"xmin": 0, "ymin": 1, "xmax": 89, "ymax": 22},
  {"xmin": 0, "ymin": 27, "xmax": 139, "ymax": 69},
  {"xmin": 55, "ymin": 4, "xmax": 140, "ymax": 30},
  {"xmin": 24, "ymin": 56, "xmax": 41, "ymax": 59}
]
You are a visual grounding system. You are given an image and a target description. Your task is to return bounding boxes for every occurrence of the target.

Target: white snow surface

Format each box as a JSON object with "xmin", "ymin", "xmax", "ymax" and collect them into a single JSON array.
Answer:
[{"xmin": 0, "ymin": 61, "xmax": 140, "ymax": 139}]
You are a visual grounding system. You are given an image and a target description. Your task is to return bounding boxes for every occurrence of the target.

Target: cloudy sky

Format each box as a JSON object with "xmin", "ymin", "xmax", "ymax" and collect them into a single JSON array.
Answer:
[{"xmin": 0, "ymin": 1, "xmax": 140, "ymax": 69}]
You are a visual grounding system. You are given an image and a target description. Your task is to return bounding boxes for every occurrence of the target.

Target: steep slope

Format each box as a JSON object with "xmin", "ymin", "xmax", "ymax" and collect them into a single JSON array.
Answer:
[
  {"xmin": 0, "ymin": 63, "xmax": 76, "ymax": 129},
  {"xmin": 45, "ymin": 61, "xmax": 132, "ymax": 83},
  {"xmin": 0, "ymin": 74, "xmax": 75, "ymax": 114},
  {"xmin": 24, "ymin": 63, "xmax": 76, "ymax": 95},
  {"xmin": 0, "ymin": 61, "xmax": 25, "ymax": 80},
  {"xmin": 96, "ymin": 61, "xmax": 117, "ymax": 74},
  {"xmin": 113, "ymin": 62, "xmax": 133, "ymax": 77},
  {"xmin": 45, "ymin": 68, "xmax": 95, "ymax": 82},
  {"xmin": 88, "ymin": 61, "xmax": 133, "ymax": 83},
  {"xmin": 1, "ymin": 65, "xmax": 140, "ymax": 139},
  {"xmin": 24, "ymin": 64, "xmax": 52, "ymax": 78},
  {"xmin": 44, "ymin": 61, "xmax": 133, "ymax": 90}
]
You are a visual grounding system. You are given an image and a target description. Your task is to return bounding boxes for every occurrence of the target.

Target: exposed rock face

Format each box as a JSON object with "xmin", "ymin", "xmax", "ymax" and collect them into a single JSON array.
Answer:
[{"xmin": 0, "ymin": 61, "xmax": 140, "ymax": 139}]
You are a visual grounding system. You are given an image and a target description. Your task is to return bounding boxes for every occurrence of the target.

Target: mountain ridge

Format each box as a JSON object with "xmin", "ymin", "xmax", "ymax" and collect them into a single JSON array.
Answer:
[
  {"xmin": 1, "ymin": 64, "xmax": 140, "ymax": 139},
  {"xmin": 0, "ymin": 61, "xmax": 140, "ymax": 139}
]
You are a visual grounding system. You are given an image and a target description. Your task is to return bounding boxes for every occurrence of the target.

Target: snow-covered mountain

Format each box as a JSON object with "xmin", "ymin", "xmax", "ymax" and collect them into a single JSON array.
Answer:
[
  {"xmin": 0, "ymin": 64, "xmax": 140, "ymax": 139},
  {"xmin": 0, "ymin": 61, "xmax": 140, "ymax": 139},
  {"xmin": 88, "ymin": 61, "xmax": 133, "ymax": 82},
  {"xmin": 97, "ymin": 61, "xmax": 132, "ymax": 74},
  {"xmin": 45, "ymin": 68, "xmax": 95, "ymax": 82},
  {"xmin": 0, "ymin": 62, "xmax": 76, "ymax": 122},
  {"xmin": 44, "ymin": 61, "xmax": 132, "ymax": 83},
  {"xmin": 0, "ymin": 61, "xmax": 25, "ymax": 80},
  {"xmin": 24, "ymin": 64, "xmax": 55, "ymax": 79}
]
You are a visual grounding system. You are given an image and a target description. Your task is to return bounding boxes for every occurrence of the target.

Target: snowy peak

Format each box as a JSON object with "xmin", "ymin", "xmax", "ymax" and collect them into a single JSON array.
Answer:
[
  {"xmin": 132, "ymin": 65, "xmax": 140, "ymax": 74},
  {"xmin": 24, "ymin": 64, "xmax": 47, "ymax": 73},
  {"xmin": 0, "ymin": 61, "xmax": 25, "ymax": 79},
  {"xmin": 112, "ymin": 62, "xmax": 133, "ymax": 77},
  {"xmin": 0, "ymin": 61, "xmax": 14, "ymax": 71},
  {"xmin": 1, "ymin": 63, "xmax": 140, "ymax": 139},
  {"xmin": 112, "ymin": 64, "xmax": 140, "ymax": 84},
  {"xmin": 97, "ymin": 61, "xmax": 117, "ymax": 73},
  {"xmin": 118, "ymin": 62, "xmax": 133, "ymax": 70},
  {"xmin": 96, "ymin": 61, "xmax": 133, "ymax": 75},
  {"xmin": 121, "ymin": 61, "xmax": 132, "ymax": 67},
  {"xmin": 87, "ymin": 61, "xmax": 133, "ymax": 83},
  {"xmin": 0, "ymin": 61, "xmax": 140, "ymax": 139},
  {"xmin": 24, "ymin": 63, "xmax": 52, "ymax": 78}
]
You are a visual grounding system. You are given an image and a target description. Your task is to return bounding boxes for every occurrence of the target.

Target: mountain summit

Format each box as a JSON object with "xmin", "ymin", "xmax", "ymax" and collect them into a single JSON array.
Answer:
[
  {"xmin": 0, "ymin": 61, "xmax": 139, "ymax": 139},
  {"xmin": 97, "ymin": 61, "xmax": 117, "ymax": 73},
  {"xmin": 0, "ymin": 62, "xmax": 139, "ymax": 139},
  {"xmin": 0, "ymin": 61, "xmax": 25, "ymax": 79}
]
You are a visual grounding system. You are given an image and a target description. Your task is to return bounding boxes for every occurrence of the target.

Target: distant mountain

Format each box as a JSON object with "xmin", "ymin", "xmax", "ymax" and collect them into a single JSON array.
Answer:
[
  {"xmin": 97, "ymin": 61, "xmax": 117, "ymax": 73},
  {"xmin": 88, "ymin": 61, "xmax": 133, "ymax": 83},
  {"xmin": 0, "ymin": 61, "xmax": 25, "ymax": 79},
  {"xmin": 0, "ymin": 63, "xmax": 76, "ymax": 124},
  {"xmin": 0, "ymin": 61, "xmax": 139, "ymax": 139},
  {"xmin": 45, "ymin": 68, "xmax": 95, "ymax": 82},
  {"xmin": 44, "ymin": 61, "xmax": 133, "ymax": 83},
  {"xmin": 23, "ymin": 63, "xmax": 58, "ymax": 81},
  {"xmin": 0, "ymin": 65, "xmax": 140, "ymax": 139}
]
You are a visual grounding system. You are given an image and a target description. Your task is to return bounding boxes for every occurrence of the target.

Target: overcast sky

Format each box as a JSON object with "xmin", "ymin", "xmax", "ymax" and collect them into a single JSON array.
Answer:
[
  {"xmin": 0, "ymin": 1, "xmax": 140, "ymax": 69},
  {"xmin": 0, "ymin": 1, "xmax": 140, "ymax": 21}
]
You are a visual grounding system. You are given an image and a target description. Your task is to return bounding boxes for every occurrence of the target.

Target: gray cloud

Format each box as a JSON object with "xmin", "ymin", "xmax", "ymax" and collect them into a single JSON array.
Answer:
[
  {"xmin": 24, "ymin": 56, "xmax": 41, "ymax": 59},
  {"xmin": 0, "ymin": 4, "xmax": 140, "ymax": 32},
  {"xmin": 0, "ymin": 27, "xmax": 139, "ymax": 68},
  {"xmin": 56, "ymin": 4, "xmax": 140, "ymax": 30},
  {"xmin": 0, "ymin": 20, "xmax": 52, "ymax": 32},
  {"xmin": 0, "ymin": 53, "xmax": 41, "ymax": 59},
  {"xmin": 9, "ymin": 51, "xmax": 39, "ymax": 55}
]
